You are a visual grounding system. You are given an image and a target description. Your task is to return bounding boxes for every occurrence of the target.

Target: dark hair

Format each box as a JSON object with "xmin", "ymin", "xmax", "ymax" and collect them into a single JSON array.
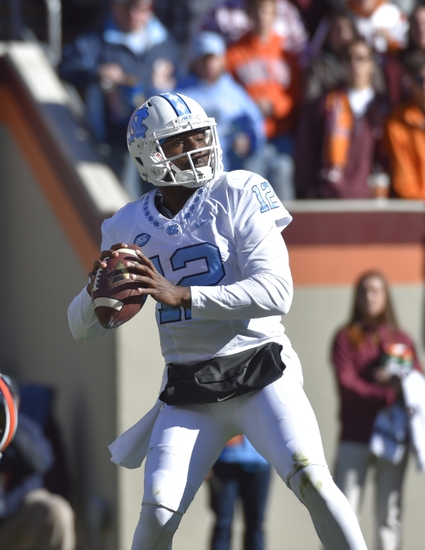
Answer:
[
  {"xmin": 322, "ymin": 10, "xmax": 360, "ymax": 55},
  {"xmin": 345, "ymin": 270, "xmax": 398, "ymax": 347},
  {"xmin": 345, "ymin": 269, "xmax": 398, "ymax": 348},
  {"xmin": 406, "ymin": 4, "xmax": 425, "ymax": 52},
  {"xmin": 347, "ymin": 37, "xmax": 373, "ymax": 54},
  {"xmin": 246, "ymin": 0, "xmax": 277, "ymax": 15},
  {"xmin": 345, "ymin": 37, "xmax": 388, "ymax": 93},
  {"xmin": 348, "ymin": 270, "xmax": 398, "ymax": 326}
]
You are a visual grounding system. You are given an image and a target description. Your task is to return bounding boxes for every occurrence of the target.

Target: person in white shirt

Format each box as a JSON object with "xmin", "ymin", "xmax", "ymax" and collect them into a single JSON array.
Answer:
[
  {"xmin": 68, "ymin": 92, "xmax": 368, "ymax": 550},
  {"xmin": 346, "ymin": 0, "xmax": 408, "ymax": 53}
]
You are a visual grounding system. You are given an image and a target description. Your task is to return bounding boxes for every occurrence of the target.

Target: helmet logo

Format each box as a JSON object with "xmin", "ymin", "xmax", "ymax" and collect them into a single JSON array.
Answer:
[{"xmin": 127, "ymin": 106, "xmax": 150, "ymax": 143}]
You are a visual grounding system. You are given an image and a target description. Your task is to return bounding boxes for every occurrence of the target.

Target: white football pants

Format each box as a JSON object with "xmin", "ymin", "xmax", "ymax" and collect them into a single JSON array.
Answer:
[{"xmin": 131, "ymin": 363, "xmax": 367, "ymax": 550}]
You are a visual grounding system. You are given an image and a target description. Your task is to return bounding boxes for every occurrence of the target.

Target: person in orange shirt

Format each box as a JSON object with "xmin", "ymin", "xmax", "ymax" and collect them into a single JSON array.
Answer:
[
  {"xmin": 385, "ymin": 50, "xmax": 425, "ymax": 199},
  {"xmin": 295, "ymin": 37, "xmax": 390, "ymax": 199},
  {"xmin": 225, "ymin": 0, "xmax": 302, "ymax": 201}
]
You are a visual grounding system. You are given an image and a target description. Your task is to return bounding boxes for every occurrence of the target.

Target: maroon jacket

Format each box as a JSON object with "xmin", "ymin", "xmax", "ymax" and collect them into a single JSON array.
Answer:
[
  {"xmin": 331, "ymin": 324, "xmax": 422, "ymax": 444},
  {"xmin": 294, "ymin": 90, "xmax": 390, "ymax": 198}
]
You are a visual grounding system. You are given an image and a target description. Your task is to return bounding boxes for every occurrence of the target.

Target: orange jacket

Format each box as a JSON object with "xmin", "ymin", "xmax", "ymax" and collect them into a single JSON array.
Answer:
[
  {"xmin": 226, "ymin": 31, "xmax": 301, "ymax": 139},
  {"xmin": 385, "ymin": 101, "xmax": 425, "ymax": 199}
]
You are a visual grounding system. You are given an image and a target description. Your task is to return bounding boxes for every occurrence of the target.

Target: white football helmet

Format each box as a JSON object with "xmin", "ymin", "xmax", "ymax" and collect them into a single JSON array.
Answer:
[{"xmin": 126, "ymin": 92, "xmax": 223, "ymax": 188}]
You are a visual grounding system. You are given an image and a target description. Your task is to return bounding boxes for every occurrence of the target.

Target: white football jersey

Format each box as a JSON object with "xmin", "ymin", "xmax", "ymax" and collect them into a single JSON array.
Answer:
[{"xmin": 100, "ymin": 170, "xmax": 294, "ymax": 365}]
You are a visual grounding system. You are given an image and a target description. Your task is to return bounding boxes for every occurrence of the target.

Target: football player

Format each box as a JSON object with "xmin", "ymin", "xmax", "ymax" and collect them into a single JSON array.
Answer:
[{"xmin": 68, "ymin": 92, "xmax": 367, "ymax": 550}]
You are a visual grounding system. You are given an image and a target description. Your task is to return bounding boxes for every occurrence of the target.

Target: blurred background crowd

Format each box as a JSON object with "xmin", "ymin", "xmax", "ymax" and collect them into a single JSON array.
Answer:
[{"xmin": 5, "ymin": 0, "xmax": 425, "ymax": 202}]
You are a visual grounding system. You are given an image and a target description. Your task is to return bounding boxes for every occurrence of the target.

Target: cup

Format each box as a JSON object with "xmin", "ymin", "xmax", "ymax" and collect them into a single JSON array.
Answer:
[{"xmin": 368, "ymin": 172, "xmax": 390, "ymax": 198}]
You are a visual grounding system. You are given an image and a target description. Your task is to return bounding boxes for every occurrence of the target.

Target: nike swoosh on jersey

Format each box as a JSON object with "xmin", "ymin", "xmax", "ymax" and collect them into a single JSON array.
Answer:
[{"xmin": 216, "ymin": 392, "xmax": 236, "ymax": 402}]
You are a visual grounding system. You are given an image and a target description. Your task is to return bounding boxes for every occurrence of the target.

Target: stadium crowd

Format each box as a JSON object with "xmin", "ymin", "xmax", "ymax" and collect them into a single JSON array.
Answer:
[{"xmin": 57, "ymin": 0, "xmax": 425, "ymax": 201}]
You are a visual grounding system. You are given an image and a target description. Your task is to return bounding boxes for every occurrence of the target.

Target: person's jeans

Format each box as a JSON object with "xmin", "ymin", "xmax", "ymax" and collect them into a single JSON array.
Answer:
[{"xmin": 209, "ymin": 461, "xmax": 272, "ymax": 550}]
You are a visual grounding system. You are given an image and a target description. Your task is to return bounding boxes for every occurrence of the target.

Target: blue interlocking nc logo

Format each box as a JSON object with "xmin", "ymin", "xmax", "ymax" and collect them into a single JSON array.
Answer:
[
  {"xmin": 128, "ymin": 106, "xmax": 150, "ymax": 144},
  {"xmin": 165, "ymin": 224, "xmax": 182, "ymax": 236}
]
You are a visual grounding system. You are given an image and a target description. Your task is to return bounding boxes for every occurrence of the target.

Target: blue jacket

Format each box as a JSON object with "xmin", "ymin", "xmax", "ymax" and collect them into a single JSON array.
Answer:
[
  {"xmin": 59, "ymin": 17, "xmax": 180, "ymax": 145},
  {"xmin": 176, "ymin": 73, "xmax": 265, "ymax": 171},
  {"xmin": 218, "ymin": 436, "xmax": 269, "ymax": 472}
]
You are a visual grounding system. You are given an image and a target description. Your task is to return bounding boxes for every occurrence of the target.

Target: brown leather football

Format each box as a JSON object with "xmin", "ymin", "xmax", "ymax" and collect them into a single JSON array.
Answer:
[{"xmin": 92, "ymin": 244, "xmax": 147, "ymax": 329}]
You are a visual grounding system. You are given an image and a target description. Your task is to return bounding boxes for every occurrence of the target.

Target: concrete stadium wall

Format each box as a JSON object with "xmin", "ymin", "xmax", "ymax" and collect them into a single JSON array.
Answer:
[{"xmin": 0, "ymin": 123, "xmax": 117, "ymax": 548}]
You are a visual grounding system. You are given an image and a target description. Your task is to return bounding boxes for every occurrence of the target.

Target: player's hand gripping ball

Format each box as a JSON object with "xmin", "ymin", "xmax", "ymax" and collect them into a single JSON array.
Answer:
[{"xmin": 92, "ymin": 244, "xmax": 147, "ymax": 329}]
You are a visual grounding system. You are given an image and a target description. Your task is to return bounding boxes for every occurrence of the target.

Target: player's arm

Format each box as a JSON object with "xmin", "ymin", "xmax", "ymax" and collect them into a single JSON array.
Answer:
[
  {"xmin": 190, "ymin": 224, "xmax": 293, "ymax": 320},
  {"xmin": 187, "ymin": 176, "xmax": 293, "ymax": 320}
]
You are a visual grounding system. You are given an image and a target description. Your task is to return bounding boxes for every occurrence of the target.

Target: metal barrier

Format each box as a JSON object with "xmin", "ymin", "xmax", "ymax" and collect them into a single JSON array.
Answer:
[
  {"xmin": 6, "ymin": 0, "xmax": 62, "ymax": 66},
  {"xmin": 45, "ymin": 0, "xmax": 62, "ymax": 66}
]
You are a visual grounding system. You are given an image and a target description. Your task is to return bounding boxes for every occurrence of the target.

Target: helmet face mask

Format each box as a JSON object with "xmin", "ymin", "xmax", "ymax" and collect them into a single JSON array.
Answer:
[{"xmin": 127, "ymin": 93, "xmax": 223, "ymax": 188}]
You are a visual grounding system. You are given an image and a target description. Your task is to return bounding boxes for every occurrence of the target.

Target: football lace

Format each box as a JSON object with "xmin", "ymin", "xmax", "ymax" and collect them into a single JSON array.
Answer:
[{"xmin": 93, "ymin": 257, "xmax": 110, "ymax": 292}]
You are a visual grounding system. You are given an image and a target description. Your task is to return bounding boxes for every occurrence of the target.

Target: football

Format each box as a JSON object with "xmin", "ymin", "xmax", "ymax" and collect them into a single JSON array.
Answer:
[{"xmin": 92, "ymin": 244, "xmax": 147, "ymax": 329}]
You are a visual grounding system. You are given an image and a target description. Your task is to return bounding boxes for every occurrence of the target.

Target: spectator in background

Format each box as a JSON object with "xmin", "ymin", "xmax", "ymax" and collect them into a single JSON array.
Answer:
[
  {"xmin": 0, "ymin": 382, "xmax": 76, "ymax": 550},
  {"xmin": 226, "ymin": 0, "xmax": 302, "ymax": 201},
  {"xmin": 344, "ymin": 0, "xmax": 409, "ymax": 106},
  {"xmin": 201, "ymin": 0, "xmax": 258, "ymax": 45},
  {"xmin": 153, "ymin": 0, "xmax": 213, "ymax": 66},
  {"xmin": 330, "ymin": 270, "xmax": 423, "ymax": 550},
  {"xmin": 291, "ymin": 0, "xmax": 335, "ymax": 39},
  {"xmin": 401, "ymin": 3, "xmax": 425, "ymax": 60},
  {"xmin": 208, "ymin": 435, "xmax": 271, "ymax": 550},
  {"xmin": 345, "ymin": 0, "xmax": 408, "ymax": 54},
  {"xmin": 176, "ymin": 31, "xmax": 266, "ymax": 171},
  {"xmin": 201, "ymin": 0, "xmax": 309, "ymax": 55},
  {"xmin": 385, "ymin": 50, "xmax": 425, "ymax": 199},
  {"xmin": 303, "ymin": 10, "xmax": 360, "ymax": 102},
  {"xmin": 59, "ymin": 0, "xmax": 179, "ymax": 199},
  {"xmin": 394, "ymin": 4, "xmax": 425, "ymax": 101},
  {"xmin": 295, "ymin": 38, "xmax": 390, "ymax": 199}
]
